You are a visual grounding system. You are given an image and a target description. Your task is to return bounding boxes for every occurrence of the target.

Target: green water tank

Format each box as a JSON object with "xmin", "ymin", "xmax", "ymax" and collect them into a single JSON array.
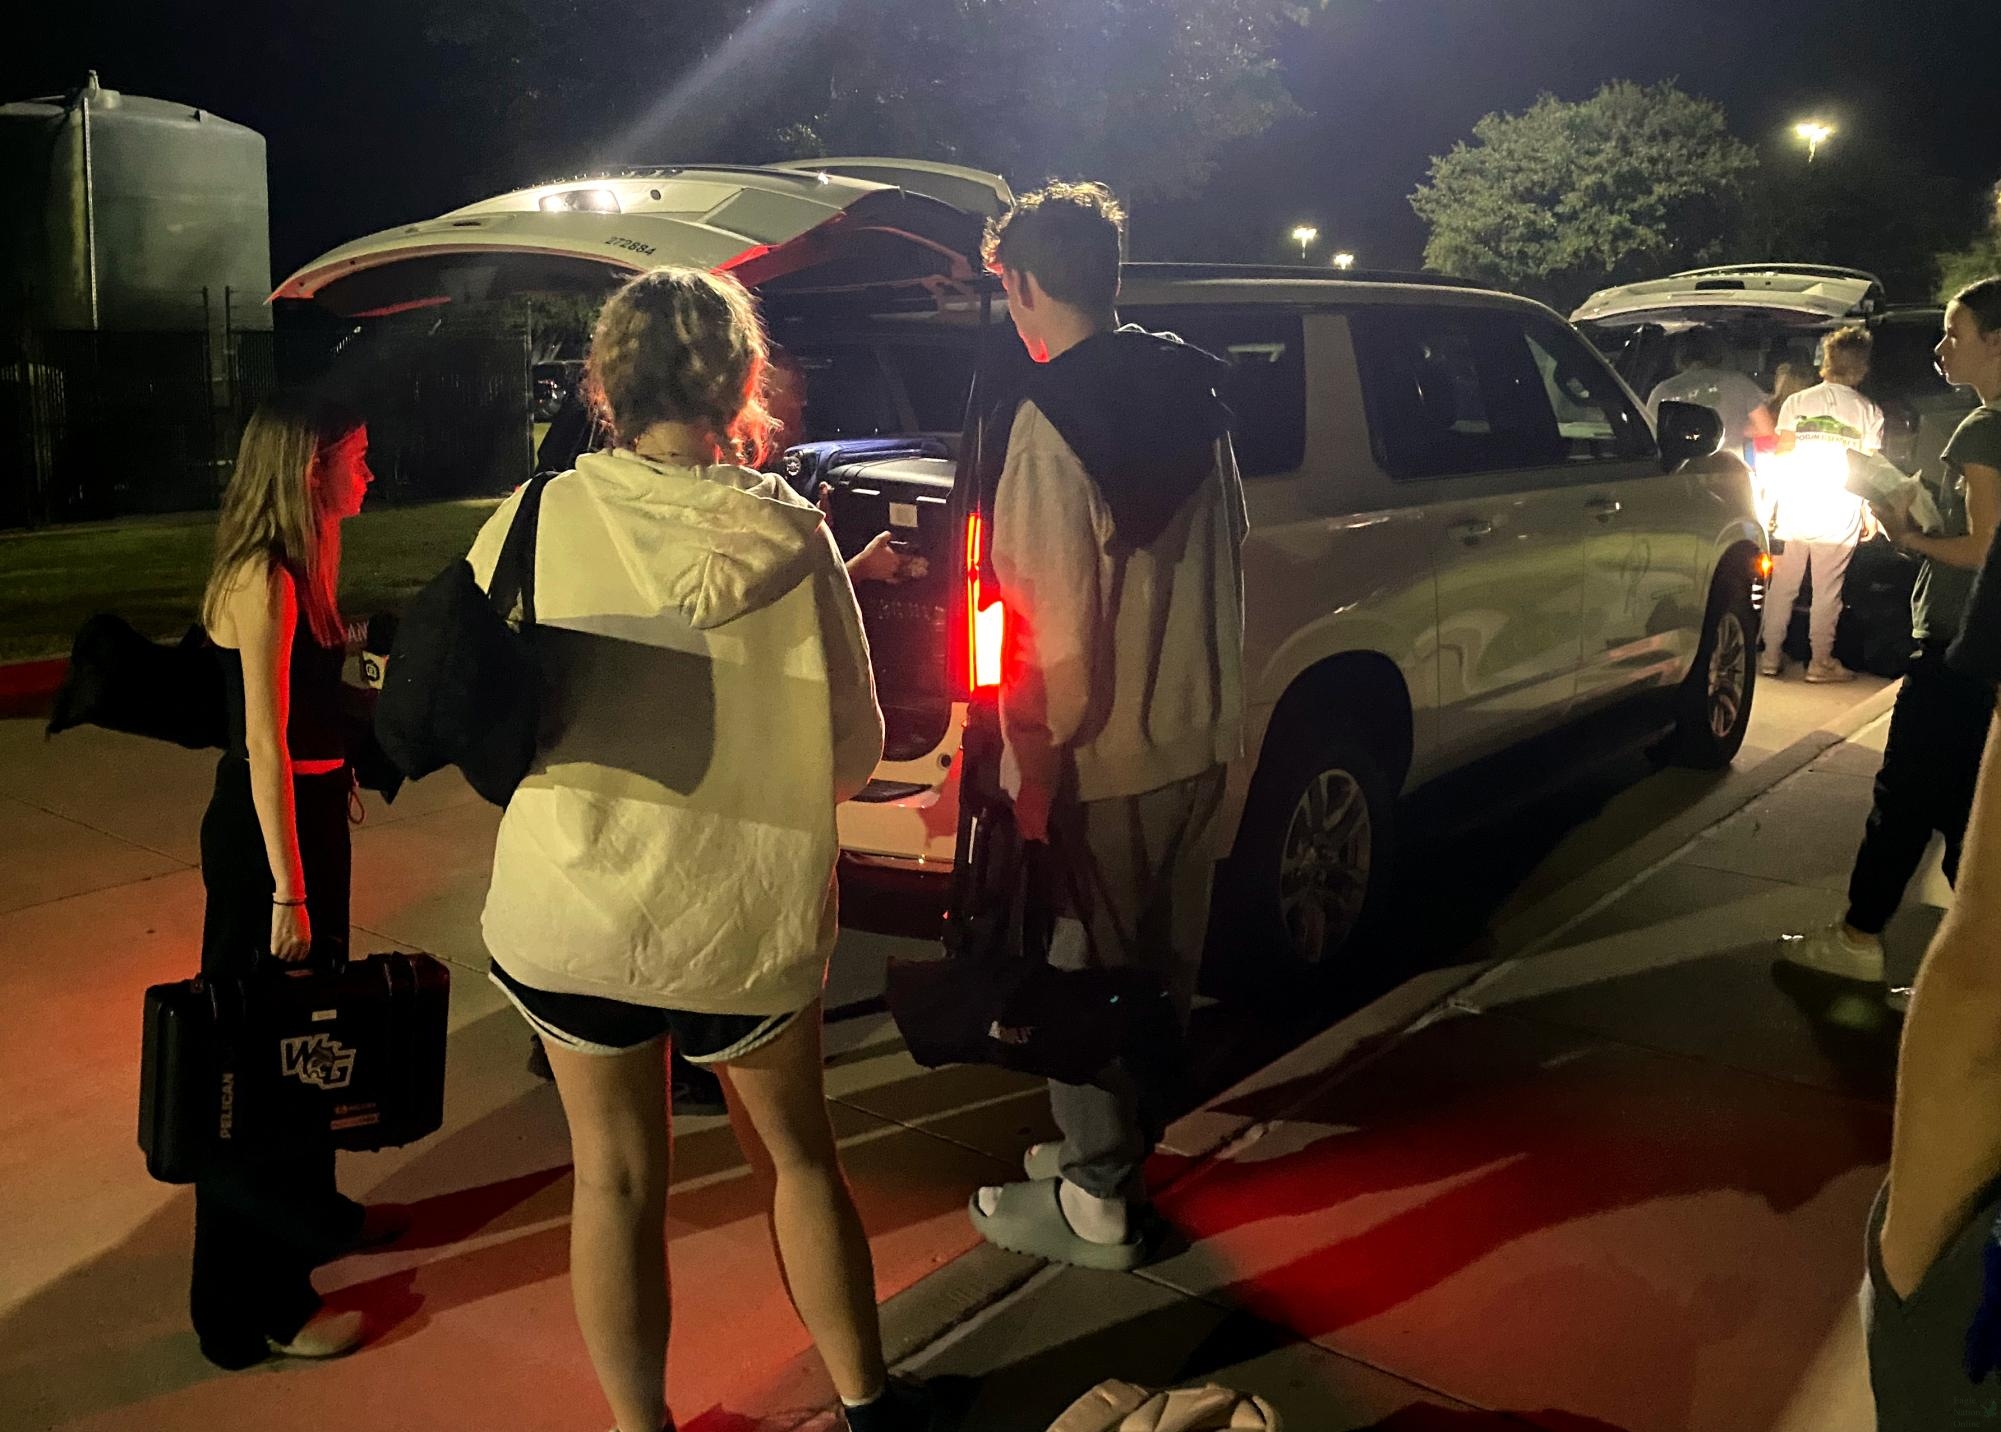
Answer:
[{"xmin": 0, "ymin": 73, "xmax": 271, "ymax": 333}]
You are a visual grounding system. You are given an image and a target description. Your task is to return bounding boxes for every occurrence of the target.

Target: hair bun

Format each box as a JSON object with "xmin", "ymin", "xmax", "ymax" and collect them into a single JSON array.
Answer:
[{"xmin": 586, "ymin": 267, "xmax": 774, "ymax": 464}]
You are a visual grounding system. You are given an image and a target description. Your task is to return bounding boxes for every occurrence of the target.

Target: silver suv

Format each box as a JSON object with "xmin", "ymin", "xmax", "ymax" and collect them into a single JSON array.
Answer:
[{"xmin": 280, "ymin": 162, "xmax": 1765, "ymax": 980}]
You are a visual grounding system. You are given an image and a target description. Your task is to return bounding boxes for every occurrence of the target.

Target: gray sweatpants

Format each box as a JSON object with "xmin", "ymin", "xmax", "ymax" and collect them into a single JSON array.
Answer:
[
  {"xmin": 1761, "ymin": 537, "xmax": 1855, "ymax": 664},
  {"xmin": 1047, "ymin": 766, "xmax": 1228, "ymax": 1202}
]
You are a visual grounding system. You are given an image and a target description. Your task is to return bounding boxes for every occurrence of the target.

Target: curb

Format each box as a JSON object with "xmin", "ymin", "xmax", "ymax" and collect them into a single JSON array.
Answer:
[
  {"xmin": 1171, "ymin": 679, "xmax": 1904, "ymax": 1171},
  {"xmin": 0, "ymin": 657, "xmax": 67, "ymax": 720},
  {"xmin": 1477, "ymin": 679, "xmax": 1900, "ymax": 970}
]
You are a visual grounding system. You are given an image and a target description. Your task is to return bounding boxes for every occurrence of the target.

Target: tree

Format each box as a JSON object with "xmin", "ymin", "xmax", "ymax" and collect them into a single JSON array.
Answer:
[
  {"xmin": 419, "ymin": 0, "xmax": 765, "ymax": 196},
  {"xmin": 419, "ymin": 0, "xmax": 1319, "ymax": 206},
  {"xmin": 764, "ymin": 0, "xmax": 1315, "ymax": 202},
  {"xmin": 1936, "ymin": 185, "xmax": 2001, "ymax": 302},
  {"xmin": 1409, "ymin": 81, "xmax": 1758, "ymax": 306},
  {"xmin": 1733, "ymin": 147, "xmax": 1979, "ymax": 300}
]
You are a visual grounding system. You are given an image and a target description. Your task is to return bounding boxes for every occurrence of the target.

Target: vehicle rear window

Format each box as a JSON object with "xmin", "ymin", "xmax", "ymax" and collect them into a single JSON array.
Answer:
[
  {"xmin": 1124, "ymin": 309, "xmax": 1306, "ymax": 477},
  {"xmin": 1351, "ymin": 307, "xmax": 1650, "ymax": 479}
]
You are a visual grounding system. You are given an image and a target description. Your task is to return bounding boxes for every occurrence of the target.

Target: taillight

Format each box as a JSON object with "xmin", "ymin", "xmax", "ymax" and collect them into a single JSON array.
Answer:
[
  {"xmin": 1756, "ymin": 551, "xmax": 1776, "ymax": 582},
  {"xmin": 964, "ymin": 511, "xmax": 1004, "ymax": 691}
]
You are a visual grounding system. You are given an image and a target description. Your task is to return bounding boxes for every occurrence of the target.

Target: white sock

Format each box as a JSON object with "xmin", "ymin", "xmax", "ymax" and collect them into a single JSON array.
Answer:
[
  {"xmin": 975, "ymin": 1178, "xmax": 1130, "ymax": 1244},
  {"xmin": 1058, "ymin": 1179, "xmax": 1130, "ymax": 1245}
]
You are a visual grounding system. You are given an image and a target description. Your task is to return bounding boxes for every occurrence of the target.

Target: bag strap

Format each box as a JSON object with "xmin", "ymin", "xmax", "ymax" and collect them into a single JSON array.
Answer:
[{"xmin": 487, "ymin": 474, "xmax": 555, "ymax": 628}]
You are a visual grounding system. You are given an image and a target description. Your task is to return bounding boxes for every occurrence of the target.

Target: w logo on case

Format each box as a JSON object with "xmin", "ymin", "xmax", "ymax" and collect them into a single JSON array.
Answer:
[{"xmin": 281, "ymin": 1033, "xmax": 358, "ymax": 1091}]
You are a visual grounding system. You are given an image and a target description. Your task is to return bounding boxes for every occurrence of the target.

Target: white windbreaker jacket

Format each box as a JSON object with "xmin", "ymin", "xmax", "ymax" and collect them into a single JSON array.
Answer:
[{"xmin": 469, "ymin": 448, "xmax": 884, "ymax": 1015}]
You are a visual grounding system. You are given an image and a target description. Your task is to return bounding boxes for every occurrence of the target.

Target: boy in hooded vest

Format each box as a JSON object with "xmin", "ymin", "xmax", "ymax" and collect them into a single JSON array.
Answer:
[{"xmin": 968, "ymin": 183, "xmax": 1248, "ymax": 1268}]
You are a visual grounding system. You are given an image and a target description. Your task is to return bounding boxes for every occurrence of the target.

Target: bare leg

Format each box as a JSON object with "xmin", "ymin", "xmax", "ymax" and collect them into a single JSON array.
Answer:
[
  {"xmin": 719, "ymin": 1002, "xmax": 887, "ymax": 1405},
  {"xmin": 544, "ymin": 1037, "xmax": 672, "ymax": 1432}
]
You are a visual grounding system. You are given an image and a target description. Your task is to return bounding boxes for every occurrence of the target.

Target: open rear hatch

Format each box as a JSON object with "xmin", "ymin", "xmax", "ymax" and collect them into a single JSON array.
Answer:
[
  {"xmin": 273, "ymin": 161, "xmax": 1008, "ymax": 316},
  {"xmin": 276, "ymin": 160, "xmax": 1015, "ymax": 755}
]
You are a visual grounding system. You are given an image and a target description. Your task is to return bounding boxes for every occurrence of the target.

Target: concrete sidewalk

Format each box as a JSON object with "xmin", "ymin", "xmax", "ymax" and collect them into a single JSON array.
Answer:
[
  {"xmin": 0, "ymin": 718, "xmax": 1055, "ymax": 1432},
  {"xmin": 894, "ymin": 701, "xmax": 1928, "ymax": 1432},
  {"xmin": 0, "ymin": 674, "xmax": 1924, "ymax": 1431}
]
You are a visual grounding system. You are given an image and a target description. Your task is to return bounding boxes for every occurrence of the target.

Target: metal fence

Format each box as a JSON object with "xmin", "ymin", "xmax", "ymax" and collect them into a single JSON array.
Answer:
[
  {"xmin": 315, "ymin": 327, "xmax": 536, "ymax": 506},
  {"xmin": 0, "ymin": 317, "xmax": 533, "ymax": 529},
  {"xmin": 1, "ymin": 327, "xmax": 220, "ymax": 526}
]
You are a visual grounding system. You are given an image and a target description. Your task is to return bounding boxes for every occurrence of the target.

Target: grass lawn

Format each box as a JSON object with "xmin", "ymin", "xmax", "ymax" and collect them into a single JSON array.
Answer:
[{"xmin": 0, "ymin": 500, "xmax": 499, "ymax": 663}]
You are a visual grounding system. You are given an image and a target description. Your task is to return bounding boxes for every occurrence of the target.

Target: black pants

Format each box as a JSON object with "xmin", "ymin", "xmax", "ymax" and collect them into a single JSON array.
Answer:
[
  {"xmin": 191, "ymin": 758, "xmax": 363, "ymax": 1368},
  {"xmin": 1846, "ymin": 649, "xmax": 1998, "ymax": 935}
]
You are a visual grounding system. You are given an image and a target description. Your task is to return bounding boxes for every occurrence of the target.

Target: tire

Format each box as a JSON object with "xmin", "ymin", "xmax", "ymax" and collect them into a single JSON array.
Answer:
[
  {"xmin": 1669, "ymin": 563, "xmax": 1757, "ymax": 770},
  {"xmin": 1215, "ymin": 720, "xmax": 1398, "ymax": 994}
]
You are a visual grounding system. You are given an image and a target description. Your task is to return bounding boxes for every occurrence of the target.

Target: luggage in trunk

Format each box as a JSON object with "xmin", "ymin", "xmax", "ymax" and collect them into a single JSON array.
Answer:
[{"xmin": 816, "ymin": 451, "xmax": 960, "ymax": 758}]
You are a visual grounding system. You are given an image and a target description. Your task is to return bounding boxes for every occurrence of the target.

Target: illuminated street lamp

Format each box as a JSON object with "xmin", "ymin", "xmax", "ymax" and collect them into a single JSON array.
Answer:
[
  {"xmin": 1794, "ymin": 120, "xmax": 1835, "ymax": 163},
  {"xmin": 1331, "ymin": 251, "xmax": 1357, "ymax": 271},
  {"xmin": 1291, "ymin": 225, "xmax": 1319, "ymax": 261}
]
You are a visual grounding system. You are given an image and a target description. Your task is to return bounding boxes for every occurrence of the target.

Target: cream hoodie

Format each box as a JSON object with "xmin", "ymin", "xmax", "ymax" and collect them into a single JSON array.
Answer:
[
  {"xmin": 994, "ymin": 405, "xmax": 1248, "ymax": 805},
  {"xmin": 469, "ymin": 448, "xmax": 884, "ymax": 1015}
]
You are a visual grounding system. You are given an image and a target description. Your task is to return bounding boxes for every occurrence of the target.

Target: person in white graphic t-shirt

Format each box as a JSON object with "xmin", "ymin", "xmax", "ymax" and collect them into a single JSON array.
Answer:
[
  {"xmin": 1757, "ymin": 325, "xmax": 1886, "ymax": 683},
  {"xmin": 1646, "ymin": 326, "xmax": 1776, "ymax": 460}
]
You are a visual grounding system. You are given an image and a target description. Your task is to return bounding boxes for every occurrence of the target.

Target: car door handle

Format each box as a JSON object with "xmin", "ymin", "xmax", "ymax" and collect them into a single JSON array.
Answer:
[
  {"xmin": 1446, "ymin": 519, "xmax": 1495, "ymax": 544},
  {"xmin": 1585, "ymin": 498, "xmax": 1623, "ymax": 522}
]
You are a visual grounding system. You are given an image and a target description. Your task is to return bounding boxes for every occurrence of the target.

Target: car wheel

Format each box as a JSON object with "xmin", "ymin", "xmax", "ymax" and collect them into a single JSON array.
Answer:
[
  {"xmin": 1669, "ymin": 563, "xmax": 1757, "ymax": 770},
  {"xmin": 1217, "ymin": 722, "xmax": 1397, "ymax": 992}
]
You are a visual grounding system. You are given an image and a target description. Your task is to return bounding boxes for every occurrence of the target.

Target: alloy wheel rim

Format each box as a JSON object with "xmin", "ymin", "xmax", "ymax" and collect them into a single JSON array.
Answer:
[
  {"xmin": 1708, "ymin": 610, "xmax": 1749, "ymax": 740},
  {"xmin": 1278, "ymin": 768, "xmax": 1372, "ymax": 965}
]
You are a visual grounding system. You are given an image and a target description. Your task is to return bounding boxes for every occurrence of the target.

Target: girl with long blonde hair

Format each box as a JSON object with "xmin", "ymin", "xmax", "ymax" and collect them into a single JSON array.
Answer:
[{"xmin": 190, "ymin": 389, "xmax": 404, "ymax": 1367}]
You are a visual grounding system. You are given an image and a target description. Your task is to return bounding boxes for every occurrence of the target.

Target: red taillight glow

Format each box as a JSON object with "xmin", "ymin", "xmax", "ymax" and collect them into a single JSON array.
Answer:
[
  {"xmin": 965, "ymin": 512, "xmax": 1004, "ymax": 691},
  {"xmin": 716, "ymin": 242, "xmax": 776, "ymax": 273},
  {"xmin": 974, "ymin": 600, "xmax": 1005, "ymax": 689},
  {"xmin": 1756, "ymin": 552, "xmax": 1776, "ymax": 581}
]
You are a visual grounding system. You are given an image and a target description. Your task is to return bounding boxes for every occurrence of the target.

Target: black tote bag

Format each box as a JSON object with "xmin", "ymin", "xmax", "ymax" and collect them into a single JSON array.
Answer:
[
  {"xmin": 885, "ymin": 799, "xmax": 1180, "ymax": 1087},
  {"xmin": 374, "ymin": 475, "xmax": 552, "ymax": 805}
]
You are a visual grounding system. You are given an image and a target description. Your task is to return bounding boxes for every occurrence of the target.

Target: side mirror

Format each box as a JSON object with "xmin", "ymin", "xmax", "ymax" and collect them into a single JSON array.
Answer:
[{"xmin": 1658, "ymin": 400, "xmax": 1725, "ymax": 469}]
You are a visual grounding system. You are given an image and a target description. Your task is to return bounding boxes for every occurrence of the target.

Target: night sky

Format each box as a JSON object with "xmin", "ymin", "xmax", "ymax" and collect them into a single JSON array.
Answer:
[{"xmin": 11, "ymin": 0, "xmax": 1999, "ymax": 289}]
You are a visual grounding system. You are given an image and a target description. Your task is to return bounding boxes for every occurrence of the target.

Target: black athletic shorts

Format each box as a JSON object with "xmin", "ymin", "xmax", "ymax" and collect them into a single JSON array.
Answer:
[{"xmin": 490, "ymin": 960, "xmax": 804, "ymax": 1063}]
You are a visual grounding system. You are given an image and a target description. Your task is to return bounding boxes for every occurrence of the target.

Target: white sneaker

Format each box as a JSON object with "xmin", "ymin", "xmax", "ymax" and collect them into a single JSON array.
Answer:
[
  {"xmin": 1777, "ymin": 923, "xmax": 1886, "ymax": 983},
  {"xmin": 1804, "ymin": 658, "xmax": 1858, "ymax": 684},
  {"xmin": 1758, "ymin": 653, "xmax": 1784, "ymax": 678}
]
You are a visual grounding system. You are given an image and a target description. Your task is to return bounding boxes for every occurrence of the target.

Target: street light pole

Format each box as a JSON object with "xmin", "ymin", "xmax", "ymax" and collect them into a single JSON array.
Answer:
[
  {"xmin": 1332, "ymin": 252, "xmax": 1357, "ymax": 271},
  {"xmin": 1291, "ymin": 225, "xmax": 1319, "ymax": 263},
  {"xmin": 1793, "ymin": 120, "xmax": 1835, "ymax": 163}
]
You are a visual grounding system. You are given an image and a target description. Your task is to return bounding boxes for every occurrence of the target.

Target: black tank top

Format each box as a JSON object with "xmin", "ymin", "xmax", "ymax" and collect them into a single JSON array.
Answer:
[{"xmin": 218, "ymin": 622, "xmax": 346, "ymax": 763}]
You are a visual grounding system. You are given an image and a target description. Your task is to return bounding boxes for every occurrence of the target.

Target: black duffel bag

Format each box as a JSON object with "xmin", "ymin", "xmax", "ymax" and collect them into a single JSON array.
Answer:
[
  {"xmin": 139, "ymin": 951, "xmax": 451, "ymax": 1184},
  {"xmin": 47, "ymin": 616, "xmax": 227, "ymax": 749},
  {"xmin": 885, "ymin": 796, "xmax": 1182, "ymax": 1090},
  {"xmin": 48, "ymin": 613, "xmax": 408, "ymax": 801},
  {"xmin": 374, "ymin": 475, "xmax": 552, "ymax": 805}
]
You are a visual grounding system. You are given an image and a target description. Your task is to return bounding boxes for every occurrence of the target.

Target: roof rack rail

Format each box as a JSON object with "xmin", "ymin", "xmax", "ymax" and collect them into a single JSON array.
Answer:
[
  {"xmin": 1123, "ymin": 261, "xmax": 1493, "ymax": 291},
  {"xmin": 1668, "ymin": 263, "xmax": 1882, "ymax": 286}
]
